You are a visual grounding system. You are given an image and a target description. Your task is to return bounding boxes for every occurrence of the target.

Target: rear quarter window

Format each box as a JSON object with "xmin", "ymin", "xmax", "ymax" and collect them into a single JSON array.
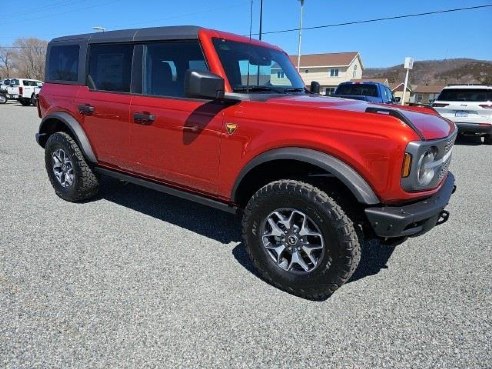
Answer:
[{"xmin": 48, "ymin": 45, "xmax": 80, "ymax": 82}]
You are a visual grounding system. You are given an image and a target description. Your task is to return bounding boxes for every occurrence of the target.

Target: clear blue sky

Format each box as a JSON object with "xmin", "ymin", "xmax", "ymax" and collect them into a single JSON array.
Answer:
[{"xmin": 1, "ymin": 0, "xmax": 491, "ymax": 67}]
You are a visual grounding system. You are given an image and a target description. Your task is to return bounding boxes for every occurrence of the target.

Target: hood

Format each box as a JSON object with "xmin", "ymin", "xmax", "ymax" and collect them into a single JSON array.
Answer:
[{"xmin": 261, "ymin": 94, "xmax": 455, "ymax": 140}]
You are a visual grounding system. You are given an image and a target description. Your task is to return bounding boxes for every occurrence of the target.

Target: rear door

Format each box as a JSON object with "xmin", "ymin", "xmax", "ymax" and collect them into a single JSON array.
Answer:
[
  {"xmin": 129, "ymin": 40, "xmax": 223, "ymax": 194},
  {"xmin": 75, "ymin": 43, "xmax": 134, "ymax": 170}
]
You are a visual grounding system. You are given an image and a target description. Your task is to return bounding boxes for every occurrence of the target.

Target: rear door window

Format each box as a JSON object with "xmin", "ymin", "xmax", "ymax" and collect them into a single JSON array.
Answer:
[{"xmin": 88, "ymin": 44, "xmax": 134, "ymax": 93}]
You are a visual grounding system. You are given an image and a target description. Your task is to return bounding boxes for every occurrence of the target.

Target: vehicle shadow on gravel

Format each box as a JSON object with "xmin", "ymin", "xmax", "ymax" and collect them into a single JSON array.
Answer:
[
  {"xmin": 100, "ymin": 177, "xmax": 396, "ymax": 291},
  {"xmin": 99, "ymin": 177, "xmax": 242, "ymax": 244},
  {"xmin": 347, "ymin": 240, "xmax": 395, "ymax": 283},
  {"xmin": 232, "ymin": 238, "xmax": 396, "ymax": 288}
]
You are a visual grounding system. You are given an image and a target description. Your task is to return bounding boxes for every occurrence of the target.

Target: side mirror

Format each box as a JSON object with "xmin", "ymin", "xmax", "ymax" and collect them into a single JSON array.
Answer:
[
  {"xmin": 185, "ymin": 70, "xmax": 225, "ymax": 100},
  {"xmin": 394, "ymin": 96, "xmax": 401, "ymax": 103},
  {"xmin": 310, "ymin": 81, "xmax": 321, "ymax": 94}
]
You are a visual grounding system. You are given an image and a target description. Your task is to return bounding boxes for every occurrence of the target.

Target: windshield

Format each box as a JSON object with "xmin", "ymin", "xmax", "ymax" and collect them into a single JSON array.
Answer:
[{"xmin": 212, "ymin": 38, "xmax": 305, "ymax": 93}]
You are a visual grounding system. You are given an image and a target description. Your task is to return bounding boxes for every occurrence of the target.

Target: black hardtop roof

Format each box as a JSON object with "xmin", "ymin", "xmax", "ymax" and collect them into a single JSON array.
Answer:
[{"xmin": 50, "ymin": 25, "xmax": 203, "ymax": 44}]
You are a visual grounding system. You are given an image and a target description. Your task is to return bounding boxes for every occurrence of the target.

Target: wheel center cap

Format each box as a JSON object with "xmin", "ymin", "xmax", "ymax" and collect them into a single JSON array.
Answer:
[{"xmin": 287, "ymin": 235, "xmax": 298, "ymax": 245}]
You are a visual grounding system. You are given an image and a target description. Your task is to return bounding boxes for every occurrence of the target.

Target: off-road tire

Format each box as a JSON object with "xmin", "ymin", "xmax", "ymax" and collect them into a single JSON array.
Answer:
[
  {"xmin": 31, "ymin": 94, "xmax": 37, "ymax": 107},
  {"xmin": 45, "ymin": 132, "xmax": 99, "ymax": 202},
  {"xmin": 484, "ymin": 134, "xmax": 492, "ymax": 145},
  {"xmin": 242, "ymin": 180, "xmax": 361, "ymax": 300},
  {"xmin": 20, "ymin": 98, "xmax": 31, "ymax": 106}
]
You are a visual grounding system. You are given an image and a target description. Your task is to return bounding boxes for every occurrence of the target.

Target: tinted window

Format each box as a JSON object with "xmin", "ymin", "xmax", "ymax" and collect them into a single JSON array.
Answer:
[
  {"xmin": 335, "ymin": 84, "xmax": 378, "ymax": 97},
  {"xmin": 382, "ymin": 86, "xmax": 393, "ymax": 102},
  {"xmin": 48, "ymin": 45, "xmax": 79, "ymax": 82},
  {"xmin": 143, "ymin": 41, "xmax": 207, "ymax": 97},
  {"xmin": 437, "ymin": 88, "xmax": 492, "ymax": 102},
  {"xmin": 88, "ymin": 44, "xmax": 133, "ymax": 92},
  {"xmin": 10, "ymin": 79, "xmax": 19, "ymax": 86},
  {"xmin": 22, "ymin": 80, "xmax": 40, "ymax": 86}
]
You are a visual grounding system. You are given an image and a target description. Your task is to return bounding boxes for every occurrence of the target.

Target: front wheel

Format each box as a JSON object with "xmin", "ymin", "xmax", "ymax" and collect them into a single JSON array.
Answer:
[
  {"xmin": 45, "ymin": 132, "xmax": 99, "ymax": 202},
  {"xmin": 242, "ymin": 180, "xmax": 361, "ymax": 300},
  {"xmin": 0, "ymin": 94, "xmax": 7, "ymax": 104}
]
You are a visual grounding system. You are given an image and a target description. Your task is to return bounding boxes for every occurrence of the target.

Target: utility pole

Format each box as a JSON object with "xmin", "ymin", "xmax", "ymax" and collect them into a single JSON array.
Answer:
[
  {"xmin": 259, "ymin": 0, "xmax": 263, "ymax": 40},
  {"xmin": 297, "ymin": 0, "xmax": 305, "ymax": 72}
]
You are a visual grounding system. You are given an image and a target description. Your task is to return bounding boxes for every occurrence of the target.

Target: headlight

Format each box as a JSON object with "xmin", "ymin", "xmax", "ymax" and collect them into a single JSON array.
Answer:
[
  {"xmin": 401, "ymin": 131, "xmax": 457, "ymax": 192},
  {"xmin": 417, "ymin": 147, "xmax": 437, "ymax": 186}
]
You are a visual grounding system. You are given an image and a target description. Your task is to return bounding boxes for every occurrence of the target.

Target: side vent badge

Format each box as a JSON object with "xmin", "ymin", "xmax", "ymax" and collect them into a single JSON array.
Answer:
[{"xmin": 226, "ymin": 123, "xmax": 238, "ymax": 135}]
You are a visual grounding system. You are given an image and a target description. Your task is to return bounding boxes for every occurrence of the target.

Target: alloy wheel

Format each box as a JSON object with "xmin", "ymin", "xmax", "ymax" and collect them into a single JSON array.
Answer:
[
  {"xmin": 52, "ymin": 149, "xmax": 74, "ymax": 188},
  {"xmin": 261, "ymin": 208, "xmax": 325, "ymax": 273}
]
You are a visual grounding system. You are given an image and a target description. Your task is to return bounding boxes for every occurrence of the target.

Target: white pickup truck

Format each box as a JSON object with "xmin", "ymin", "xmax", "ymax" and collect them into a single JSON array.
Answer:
[{"xmin": 5, "ymin": 78, "xmax": 43, "ymax": 106}]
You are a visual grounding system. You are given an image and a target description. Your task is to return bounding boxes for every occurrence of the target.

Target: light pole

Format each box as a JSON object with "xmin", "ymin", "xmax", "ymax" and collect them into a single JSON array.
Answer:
[{"xmin": 297, "ymin": 0, "xmax": 305, "ymax": 72}]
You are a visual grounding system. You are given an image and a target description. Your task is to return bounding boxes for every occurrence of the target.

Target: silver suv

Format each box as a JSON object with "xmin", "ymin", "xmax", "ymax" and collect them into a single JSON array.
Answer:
[{"xmin": 432, "ymin": 85, "xmax": 492, "ymax": 145}]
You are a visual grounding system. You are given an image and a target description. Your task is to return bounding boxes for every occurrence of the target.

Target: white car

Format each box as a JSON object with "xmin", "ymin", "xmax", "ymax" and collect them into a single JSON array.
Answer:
[
  {"xmin": 5, "ymin": 78, "xmax": 44, "ymax": 106},
  {"xmin": 432, "ymin": 85, "xmax": 492, "ymax": 145}
]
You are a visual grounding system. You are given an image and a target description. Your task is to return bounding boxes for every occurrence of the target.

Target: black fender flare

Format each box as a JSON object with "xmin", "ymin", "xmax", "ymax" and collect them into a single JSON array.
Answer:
[
  {"xmin": 232, "ymin": 148, "xmax": 380, "ymax": 205},
  {"xmin": 37, "ymin": 112, "xmax": 97, "ymax": 164}
]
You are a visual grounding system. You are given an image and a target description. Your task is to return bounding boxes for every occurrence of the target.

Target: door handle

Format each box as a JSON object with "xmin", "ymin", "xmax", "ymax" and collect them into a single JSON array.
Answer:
[
  {"xmin": 78, "ymin": 104, "xmax": 94, "ymax": 115},
  {"xmin": 133, "ymin": 112, "xmax": 155, "ymax": 125},
  {"xmin": 182, "ymin": 125, "xmax": 199, "ymax": 133}
]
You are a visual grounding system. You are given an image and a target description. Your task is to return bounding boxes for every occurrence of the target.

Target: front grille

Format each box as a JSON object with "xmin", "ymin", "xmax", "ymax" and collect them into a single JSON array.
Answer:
[{"xmin": 437, "ymin": 157, "xmax": 451, "ymax": 181}]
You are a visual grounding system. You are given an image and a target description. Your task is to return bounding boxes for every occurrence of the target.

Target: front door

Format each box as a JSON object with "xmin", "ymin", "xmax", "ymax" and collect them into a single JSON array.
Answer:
[{"xmin": 129, "ymin": 40, "xmax": 223, "ymax": 195}]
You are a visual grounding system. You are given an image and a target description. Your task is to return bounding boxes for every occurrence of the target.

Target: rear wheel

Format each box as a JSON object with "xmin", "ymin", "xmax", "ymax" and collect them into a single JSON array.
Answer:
[
  {"xmin": 20, "ymin": 98, "xmax": 31, "ymax": 106},
  {"xmin": 242, "ymin": 180, "xmax": 361, "ymax": 300},
  {"xmin": 31, "ymin": 93, "xmax": 37, "ymax": 106},
  {"xmin": 45, "ymin": 132, "xmax": 99, "ymax": 202}
]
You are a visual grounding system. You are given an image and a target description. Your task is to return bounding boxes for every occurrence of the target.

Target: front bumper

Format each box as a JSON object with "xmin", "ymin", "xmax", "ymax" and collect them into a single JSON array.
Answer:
[
  {"xmin": 365, "ymin": 173, "xmax": 456, "ymax": 238},
  {"xmin": 456, "ymin": 122, "xmax": 492, "ymax": 135}
]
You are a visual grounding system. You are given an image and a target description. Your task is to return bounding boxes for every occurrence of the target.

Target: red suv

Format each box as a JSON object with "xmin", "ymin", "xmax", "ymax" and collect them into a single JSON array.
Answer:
[{"xmin": 36, "ymin": 26, "xmax": 457, "ymax": 299}]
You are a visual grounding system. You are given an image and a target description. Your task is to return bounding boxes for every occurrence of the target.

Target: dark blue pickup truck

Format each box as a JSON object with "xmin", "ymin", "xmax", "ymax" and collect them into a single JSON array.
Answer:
[{"xmin": 332, "ymin": 81, "xmax": 400, "ymax": 104}]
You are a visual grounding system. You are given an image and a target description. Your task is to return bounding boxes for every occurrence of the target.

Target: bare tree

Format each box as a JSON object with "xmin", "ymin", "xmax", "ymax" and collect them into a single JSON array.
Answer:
[
  {"xmin": 0, "ymin": 47, "xmax": 16, "ymax": 78},
  {"xmin": 11, "ymin": 38, "xmax": 48, "ymax": 80}
]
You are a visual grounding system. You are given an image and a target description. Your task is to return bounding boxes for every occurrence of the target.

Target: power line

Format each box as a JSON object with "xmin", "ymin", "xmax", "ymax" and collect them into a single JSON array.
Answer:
[{"xmin": 257, "ymin": 4, "xmax": 492, "ymax": 35}]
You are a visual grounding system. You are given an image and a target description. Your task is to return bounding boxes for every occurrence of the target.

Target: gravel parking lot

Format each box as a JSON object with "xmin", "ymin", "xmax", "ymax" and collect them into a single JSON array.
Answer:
[{"xmin": 1, "ymin": 100, "xmax": 491, "ymax": 368}]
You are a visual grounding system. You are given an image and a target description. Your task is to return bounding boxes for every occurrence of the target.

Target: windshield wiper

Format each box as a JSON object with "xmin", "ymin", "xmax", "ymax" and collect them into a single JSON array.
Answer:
[
  {"xmin": 233, "ymin": 86, "xmax": 274, "ymax": 93},
  {"xmin": 283, "ymin": 88, "xmax": 305, "ymax": 93}
]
